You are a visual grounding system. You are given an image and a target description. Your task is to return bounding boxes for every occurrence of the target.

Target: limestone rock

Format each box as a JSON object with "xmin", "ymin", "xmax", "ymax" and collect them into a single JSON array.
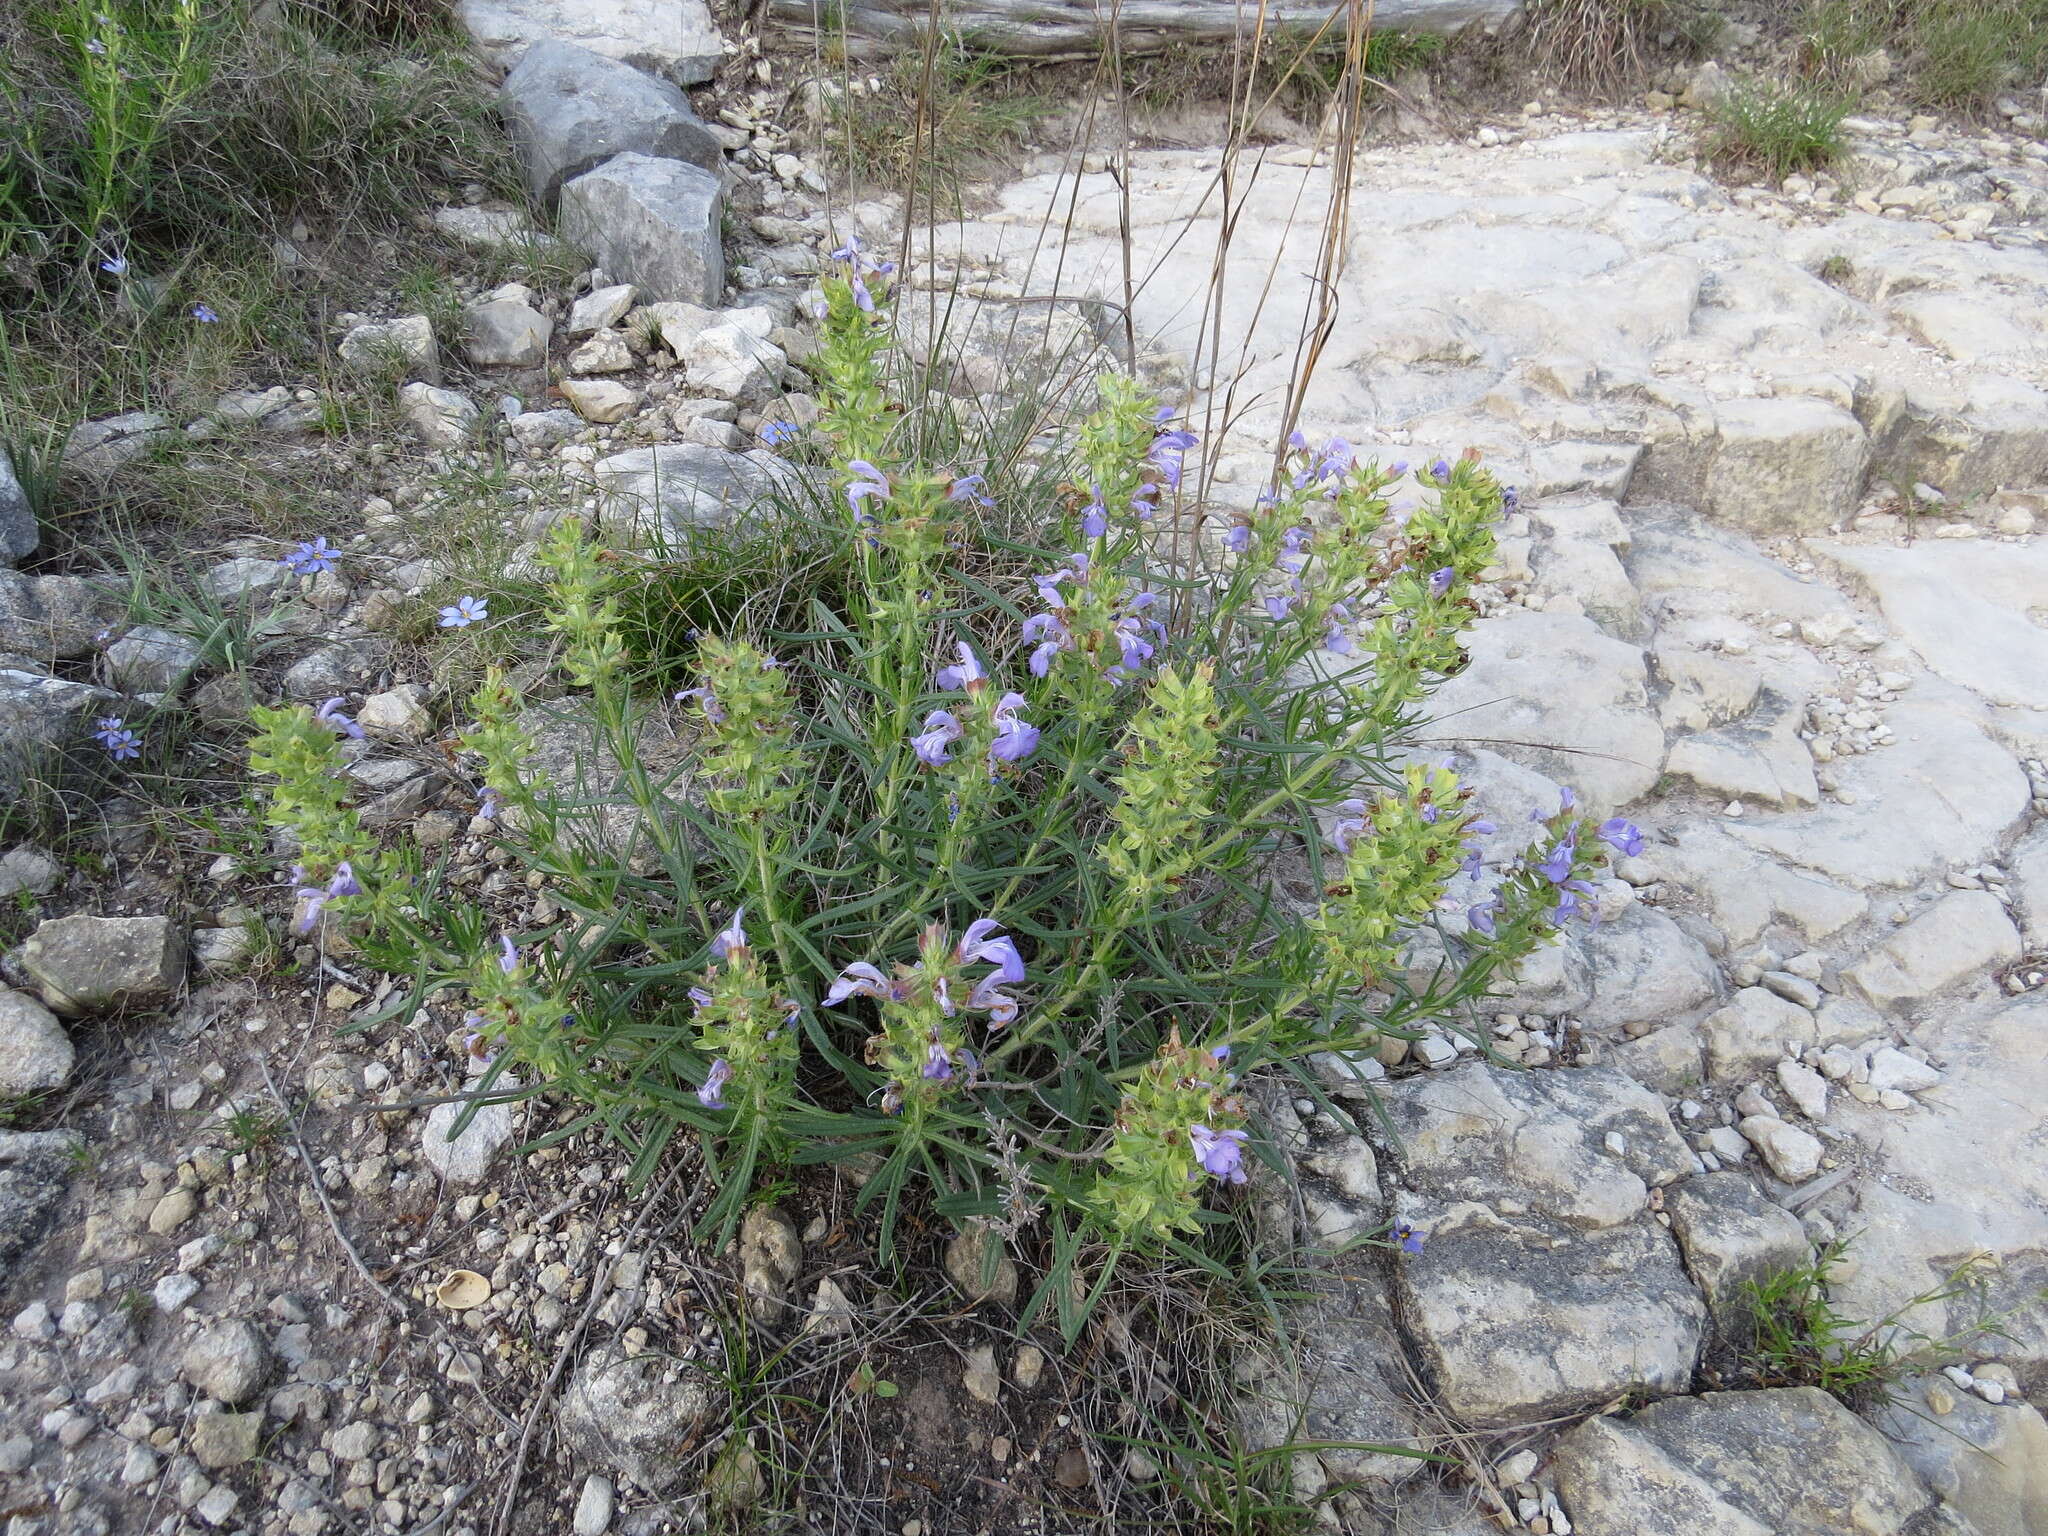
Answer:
[
  {"xmin": 337, "ymin": 315, "xmax": 439, "ymax": 383},
  {"xmin": 685, "ymin": 323, "xmax": 784, "ymax": 400},
  {"xmin": 1375, "ymin": 1063, "xmax": 1703, "ymax": 1426},
  {"xmin": 558, "ymin": 153, "xmax": 724, "ymax": 307},
  {"xmin": 0, "ymin": 448, "xmax": 41, "ymax": 563},
  {"xmin": 1703, "ymin": 987, "xmax": 1814, "ymax": 1082},
  {"xmin": 1871, "ymin": 1377, "xmax": 2048, "ymax": 1536},
  {"xmin": 0, "ymin": 990, "xmax": 73, "ymax": 1097},
  {"xmin": 0, "ymin": 1130, "xmax": 78, "ymax": 1271},
  {"xmin": 567, "ymin": 283, "xmax": 637, "ymax": 336},
  {"xmin": 737, "ymin": 1205, "xmax": 802, "ymax": 1324},
  {"xmin": 420, "ymin": 1094, "xmax": 513, "ymax": 1186},
  {"xmin": 556, "ymin": 1341, "xmax": 714, "ymax": 1492},
  {"xmin": 1662, "ymin": 689, "xmax": 1818, "ymax": 809},
  {"xmin": 1702, "ymin": 397, "xmax": 1869, "ymax": 536},
  {"xmin": 0, "ymin": 570, "xmax": 123, "ymax": 660},
  {"xmin": 398, "ymin": 383, "xmax": 480, "ymax": 448},
  {"xmin": 566, "ymin": 329, "xmax": 636, "ymax": 375},
  {"xmin": 1577, "ymin": 907, "xmax": 1721, "ymax": 1036},
  {"xmin": 1551, "ymin": 1388, "xmax": 1954, "ymax": 1535},
  {"xmin": 1664, "ymin": 1172, "xmax": 1809, "ymax": 1320},
  {"xmin": 559, "ymin": 378, "xmax": 640, "ymax": 423},
  {"xmin": 501, "ymin": 40, "xmax": 722, "ymax": 207},
  {"xmin": 189, "ymin": 1411, "xmax": 262, "ymax": 1470},
  {"xmin": 943, "ymin": 1226, "xmax": 1018, "ymax": 1308},
  {"xmin": 198, "ymin": 557, "xmax": 291, "ymax": 603},
  {"xmin": 457, "ymin": 0, "xmax": 722, "ymax": 85},
  {"xmin": 62, "ymin": 412, "xmax": 172, "ymax": 481},
  {"xmin": 1737, "ymin": 1115, "xmax": 1823, "ymax": 1183},
  {"xmin": 281, "ymin": 640, "xmax": 387, "ymax": 701},
  {"xmin": 592, "ymin": 444, "xmax": 795, "ymax": 547},
  {"xmin": 18, "ymin": 913, "xmax": 183, "ymax": 1015},
  {"xmin": 1422, "ymin": 612, "xmax": 1665, "ymax": 814},
  {"xmin": 462, "ymin": 299, "xmax": 553, "ymax": 368},
  {"xmin": 182, "ymin": 1320, "xmax": 270, "ymax": 1405},
  {"xmin": 1845, "ymin": 890, "xmax": 2021, "ymax": 1009},
  {"xmin": 508, "ymin": 408, "xmax": 586, "ymax": 450},
  {"xmin": 105, "ymin": 625, "xmax": 203, "ymax": 693},
  {"xmin": 356, "ymin": 685, "xmax": 429, "ymax": 741},
  {"xmin": 2014, "ymin": 822, "xmax": 2048, "ymax": 951}
]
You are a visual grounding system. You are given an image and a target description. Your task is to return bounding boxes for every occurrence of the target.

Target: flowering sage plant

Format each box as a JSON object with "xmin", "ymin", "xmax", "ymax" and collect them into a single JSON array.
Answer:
[{"xmin": 245, "ymin": 241, "xmax": 1623, "ymax": 1332}]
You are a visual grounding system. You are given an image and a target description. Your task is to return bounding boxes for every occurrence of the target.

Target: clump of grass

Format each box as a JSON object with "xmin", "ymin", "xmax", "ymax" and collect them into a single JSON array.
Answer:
[
  {"xmin": 824, "ymin": 35, "xmax": 1047, "ymax": 205},
  {"xmin": 1706, "ymin": 79, "xmax": 1851, "ymax": 181},
  {"xmin": 1518, "ymin": 0, "xmax": 1675, "ymax": 93},
  {"xmin": 1740, "ymin": 1235, "xmax": 2031, "ymax": 1407},
  {"xmin": 1801, "ymin": 0, "xmax": 2048, "ymax": 113}
]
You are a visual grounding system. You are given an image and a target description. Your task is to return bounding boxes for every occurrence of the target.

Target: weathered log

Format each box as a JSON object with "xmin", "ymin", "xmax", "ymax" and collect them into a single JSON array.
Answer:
[{"xmin": 767, "ymin": 0, "xmax": 1523, "ymax": 59}]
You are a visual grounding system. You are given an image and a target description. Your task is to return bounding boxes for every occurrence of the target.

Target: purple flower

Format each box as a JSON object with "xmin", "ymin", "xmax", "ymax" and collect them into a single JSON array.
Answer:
[
  {"xmin": 921, "ymin": 1041, "xmax": 954, "ymax": 1081},
  {"xmin": 966, "ymin": 972, "xmax": 1019, "ymax": 1027},
  {"xmin": 1502, "ymin": 486, "xmax": 1520, "ymax": 513},
  {"xmin": 1551, "ymin": 890, "xmax": 1583, "ymax": 925},
  {"xmin": 1328, "ymin": 798, "xmax": 1370, "ymax": 855},
  {"xmin": 498, "ymin": 935, "xmax": 520, "ymax": 974},
  {"xmin": 96, "ymin": 718, "xmax": 142, "ymax": 761},
  {"xmin": 1324, "ymin": 623, "xmax": 1355, "ymax": 656},
  {"xmin": 328, "ymin": 862, "xmax": 362, "ymax": 899},
  {"xmin": 824, "ymin": 961, "xmax": 894, "ymax": 1006},
  {"xmin": 674, "ymin": 685, "xmax": 725, "ymax": 725},
  {"xmin": 1598, "ymin": 817, "xmax": 1645, "ymax": 858},
  {"xmin": 99, "ymin": 254, "xmax": 127, "ymax": 275},
  {"xmin": 1286, "ymin": 428, "xmax": 1308, "ymax": 451},
  {"xmin": 1534, "ymin": 834, "xmax": 1577, "ymax": 886},
  {"xmin": 191, "ymin": 303, "xmax": 219, "ymax": 323},
  {"xmin": 957, "ymin": 918, "xmax": 1025, "ymax": 984},
  {"xmin": 1558, "ymin": 786, "xmax": 1576, "ymax": 813},
  {"xmin": 439, "ymin": 595, "xmax": 488, "ymax": 628},
  {"xmin": 1222, "ymin": 524, "xmax": 1251, "ymax": 554},
  {"xmin": 912, "ymin": 709, "xmax": 962, "ymax": 767},
  {"xmin": 845, "ymin": 459, "xmax": 890, "ymax": 514},
  {"xmin": 1189, "ymin": 1124, "xmax": 1248, "ymax": 1185},
  {"xmin": 1427, "ymin": 565, "xmax": 1455, "ymax": 598},
  {"xmin": 1264, "ymin": 592, "xmax": 1294, "ymax": 622},
  {"xmin": 1391, "ymin": 1221, "xmax": 1426, "ymax": 1255},
  {"xmin": 1466, "ymin": 898, "xmax": 1498, "ymax": 937},
  {"xmin": 1277, "ymin": 526, "xmax": 1311, "ymax": 575},
  {"xmin": 1315, "ymin": 437, "xmax": 1354, "ymax": 482},
  {"xmin": 948, "ymin": 474, "xmax": 993, "ymax": 509},
  {"xmin": 697, "ymin": 1058, "xmax": 731, "ymax": 1109},
  {"xmin": 988, "ymin": 693, "xmax": 1039, "ymax": 765},
  {"xmin": 711, "ymin": 908, "xmax": 748, "ymax": 959},
  {"xmin": 1021, "ymin": 611, "xmax": 1069, "ymax": 677},
  {"xmin": 935, "ymin": 642, "xmax": 986, "ymax": 693},
  {"xmin": 314, "ymin": 697, "xmax": 364, "ymax": 739},
  {"xmin": 477, "ymin": 787, "xmax": 503, "ymax": 820},
  {"xmin": 281, "ymin": 537, "xmax": 337, "ymax": 576},
  {"xmin": 1430, "ymin": 459, "xmax": 1452, "ymax": 483},
  {"xmin": 759, "ymin": 419, "xmax": 800, "ymax": 447},
  {"xmin": 1080, "ymin": 498, "xmax": 1108, "ymax": 539}
]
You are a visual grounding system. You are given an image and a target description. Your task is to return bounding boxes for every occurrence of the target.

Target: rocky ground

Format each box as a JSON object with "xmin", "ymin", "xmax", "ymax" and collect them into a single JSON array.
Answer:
[{"xmin": 1, "ymin": 2, "xmax": 2046, "ymax": 1534}]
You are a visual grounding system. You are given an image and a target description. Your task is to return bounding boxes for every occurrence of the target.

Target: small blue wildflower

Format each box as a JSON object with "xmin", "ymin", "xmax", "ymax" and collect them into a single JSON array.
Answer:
[
  {"xmin": 191, "ymin": 303, "xmax": 219, "ymax": 323},
  {"xmin": 497, "ymin": 935, "xmax": 520, "ymax": 974},
  {"xmin": 911, "ymin": 709, "xmax": 962, "ymax": 768},
  {"xmin": 1392, "ymin": 1221, "xmax": 1426, "ymax": 1255},
  {"xmin": 844, "ymin": 459, "xmax": 890, "ymax": 514},
  {"xmin": 314, "ymin": 697, "xmax": 364, "ymax": 740},
  {"xmin": 1598, "ymin": 817, "xmax": 1645, "ymax": 858},
  {"xmin": 697, "ymin": 1058, "xmax": 731, "ymax": 1110},
  {"xmin": 99, "ymin": 255, "xmax": 128, "ymax": 275},
  {"xmin": 758, "ymin": 419, "xmax": 800, "ymax": 447},
  {"xmin": 1222, "ymin": 523, "xmax": 1251, "ymax": 554},
  {"xmin": 935, "ymin": 641, "xmax": 986, "ymax": 693},
  {"xmin": 280, "ymin": 536, "xmax": 337, "ymax": 576},
  {"xmin": 1535, "ymin": 833, "xmax": 1577, "ymax": 886},
  {"xmin": 711, "ymin": 908, "xmax": 748, "ymax": 960},
  {"xmin": 1189, "ymin": 1124, "xmax": 1248, "ymax": 1185},
  {"xmin": 438, "ymin": 595, "xmax": 488, "ymax": 628},
  {"xmin": 947, "ymin": 473, "xmax": 994, "ymax": 509},
  {"xmin": 1427, "ymin": 565, "xmax": 1456, "ymax": 598},
  {"xmin": 94, "ymin": 717, "xmax": 141, "ymax": 761}
]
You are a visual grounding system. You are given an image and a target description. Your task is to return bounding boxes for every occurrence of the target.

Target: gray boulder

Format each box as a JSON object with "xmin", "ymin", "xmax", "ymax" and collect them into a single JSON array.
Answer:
[
  {"xmin": 0, "ymin": 1130, "xmax": 80, "ymax": 1271},
  {"xmin": 0, "ymin": 990, "xmax": 72, "ymax": 1098},
  {"xmin": 398, "ymin": 384, "xmax": 481, "ymax": 448},
  {"xmin": 337, "ymin": 315, "xmax": 440, "ymax": 384},
  {"xmin": 197, "ymin": 557, "xmax": 291, "ymax": 603},
  {"xmin": 0, "ymin": 671, "xmax": 121, "ymax": 795},
  {"xmin": 61, "ymin": 412, "xmax": 172, "ymax": 481},
  {"xmin": 280, "ymin": 640, "xmax": 388, "ymax": 702},
  {"xmin": 0, "ymin": 448, "xmax": 39, "ymax": 563},
  {"xmin": 0, "ymin": 570, "xmax": 122, "ymax": 660},
  {"xmin": 1375, "ymin": 1063, "xmax": 1706, "ymax": 1427},
  {"xmin": 181, "ymin": 1320, "xmax": 271, "ymax": 1405},
  {"xmin": 556, "ymin": 1340, "xmax": 714, "ymax": 1491},
  {"xmin": 462, "ymin": 298, "xmax": 553, "ymax": 368},
  {"xmin": 559, "ymin": 152, "xmax": 724, "ymax": 307},
  {"xmin": 1663, "ymin": 1171, "xmax": 1809, "ymax": 1324},
  {"xmin": 501, "ymin": 40, "xmax": 723, "ymax": 208},
  {"xmin": 17, "ymin": 913, "xmax": 184, "ymax": 1015},
  {"xmin": 457, "ymin": 0, "xmax": 722, "ymax": 85},
  {"xmin": 593, "ymin": 443, "xmax": 795, "ymax": 547},
  {"xmin": 1550, "ymin": 1388, "xmax": 1959, "ymax": 1535},
  {"xmin": 104, "ymin": 625, "xmax": 203, "ymax": 693}
]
